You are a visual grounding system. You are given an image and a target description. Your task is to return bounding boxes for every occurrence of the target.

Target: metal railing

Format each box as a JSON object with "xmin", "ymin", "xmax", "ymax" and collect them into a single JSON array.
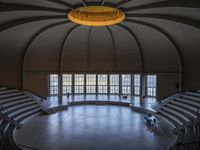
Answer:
[
  {"xmin": 151, "ymin": 92, "xmax": 179, "ymax": 111},
  {"xmin": 25, "ymin": 91, "xmax": 46, "ymax": 102}
]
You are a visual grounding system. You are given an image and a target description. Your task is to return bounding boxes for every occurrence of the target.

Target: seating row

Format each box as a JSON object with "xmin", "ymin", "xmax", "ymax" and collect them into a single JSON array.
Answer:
[
  {"xmin": 0, "ymin": 86, "xmax": 42, "ymax": 150},
  {"xmin": 153, "ymin": 90, "xmax": 200, "ymax": 150}
]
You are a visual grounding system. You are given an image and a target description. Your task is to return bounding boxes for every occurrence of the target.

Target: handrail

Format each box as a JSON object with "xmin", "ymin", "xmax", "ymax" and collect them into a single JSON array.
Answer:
[
  {"xmin": 18, "ymin": 144, "xmax": 38, "ymax": 150},
  {"xmin": 25, "ymin": 91, "xmax": 46, "ymax": 102},
  {"xmin": 25, "ymin": 90, "xmax": 46, "ymax": 100},
  {"xmin": 158, "ymin": 92, "xmax": 178, "ymax": 101},
  {"xmin": 151, "ymin": 92, "xmax": 179, "ymax": 111}
]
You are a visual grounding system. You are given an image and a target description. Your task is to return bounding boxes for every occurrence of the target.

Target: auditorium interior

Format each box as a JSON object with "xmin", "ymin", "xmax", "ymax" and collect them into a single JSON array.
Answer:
[{"xmin": 0, "ymin": 0, "xmax": 200, "ymax": 150}]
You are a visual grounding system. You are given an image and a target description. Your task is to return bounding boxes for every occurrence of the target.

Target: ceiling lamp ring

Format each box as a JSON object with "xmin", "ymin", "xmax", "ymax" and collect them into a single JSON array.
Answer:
[{"xmin": 68, "ymin": 6, "xmax": 125, "ymax": 26}]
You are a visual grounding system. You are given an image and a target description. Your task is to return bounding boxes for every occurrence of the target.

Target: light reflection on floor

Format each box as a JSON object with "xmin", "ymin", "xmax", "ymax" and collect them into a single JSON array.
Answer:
[
  {"xmin": 14, "ymin": 105, "xmax": 176, "ymax": 150},
  {"xmin": 47, "ymin": 95, "xmax": 156, "ymax": 111}
]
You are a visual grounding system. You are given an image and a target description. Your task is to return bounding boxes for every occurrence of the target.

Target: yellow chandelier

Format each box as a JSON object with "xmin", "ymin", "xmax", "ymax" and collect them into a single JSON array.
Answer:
[{"xmin": 68, "ymin": 6, "xmax": 125, "ymax": 26}]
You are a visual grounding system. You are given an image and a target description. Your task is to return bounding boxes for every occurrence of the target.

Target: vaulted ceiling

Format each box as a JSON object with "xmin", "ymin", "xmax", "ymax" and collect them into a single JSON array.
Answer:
[{"xmin": 0, "ymin": 0, "xmax": 200, "ymax": 80}]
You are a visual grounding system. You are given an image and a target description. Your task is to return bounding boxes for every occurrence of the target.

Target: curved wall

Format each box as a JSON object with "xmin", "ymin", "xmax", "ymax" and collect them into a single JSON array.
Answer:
[{"xmin": 0, "ymin": 0, "xmax": 200, "ymax": 98}]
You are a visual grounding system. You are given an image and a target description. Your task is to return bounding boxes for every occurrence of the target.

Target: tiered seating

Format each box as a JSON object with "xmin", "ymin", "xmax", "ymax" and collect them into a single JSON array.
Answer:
[
  {"xmin": 0, "ymin": 86, "xmax": 42, "ymax": 150},
  {"xmin": 154, "ymin": 91, "xmax": 200, "ymax": 150}
]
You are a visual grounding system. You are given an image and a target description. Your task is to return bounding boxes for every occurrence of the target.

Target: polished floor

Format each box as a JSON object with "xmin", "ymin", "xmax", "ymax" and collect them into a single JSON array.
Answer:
[
  {"xmin": 14, "ymin": 106, "xmax": 176, "ymax": 150},
  {"xmin": 47, "ymin": 95, "xmax": 156, "ymax": 111}
]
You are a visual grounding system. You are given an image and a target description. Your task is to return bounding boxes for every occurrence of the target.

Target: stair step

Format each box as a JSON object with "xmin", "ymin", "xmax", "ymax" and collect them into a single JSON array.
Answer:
[
  {"xmin": 175, "ymin": 97, "xmax": 200, "ymax": 108},
  {"xmin": 2, "ymin": 99, "xmax": 34, "ymax": 110},
  {"xmin": 9, "ymin": 105, "xmax": 40, "ymax": 118},
  {"xmin": 1, "ymin": 98, "xmax": 33, "ymax": 107},
  {"xmin": 0, "ymin": 87, "xmax": 6, "ymax": 91},
  {"xmin": 14, "ymin": 107, "xmax": 41, "ymax": 121},
  {"xmin": 163, "ymin": 106, "xmax": 190, "ymax": 122},
  {"xmin": 180, "ymin": 94, "xmax": 200, "ymax": 103},
  {"xmin": 0, "ymin": 89, "xmax": 18, "ymax": 95},
  {"xmin": 3, "ymin": 101, "xmax": 37, "ymax": 115},
  {"xmin": 166, "ymin": 103, "xmax": 197, "ymax": 118},
  {"xmin": 0, "ymin": 92, "xmax": 24, "ymax": 99},
  {"xmin": 159, "ymin": 110, "xmax": 183, "ymax": 125},
  {"xmin": 155, "ymin": 113, "xmax": 176, "ymax": 129},
  {"xmin": 185, "ymin": 91, "xmax": 200, "ymax": 98},
  {"xmin": 169, "ymin": 100, "xmax": 198, "ymax": 113}
]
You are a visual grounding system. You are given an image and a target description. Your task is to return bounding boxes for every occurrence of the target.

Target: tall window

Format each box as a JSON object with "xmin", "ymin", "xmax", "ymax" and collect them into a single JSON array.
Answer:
[
  {"xmin": 110, "ymin": 74, "xmax": 119, "ymax": 94},
  {"xmin": 49, "ymin": 74, "xmax": 58, "ymax": 95},
  {"xmin": 147, "ymin": 75, "xmax": 157, "ymax": 97},
  {"xmin": 122, "ymin": 74, "xmax": 131, "ymax": 95},
  {"xmin": 74, "ymin": 74, "xmax": 84, "ymax": 94},
  {"xmin": 98, "ymin": 74, "xmax": 108, "ymax": 94},
  {"xmin": 86, "ymin": 74, "xmax": 96, "ymax": 94},
  {"xmin": 63, "ymin": 74, "xmax": 72, "ymax": 94},
  {"xmin": 134, "ymin": 74, "xmax": 140, "ymax": 95}
]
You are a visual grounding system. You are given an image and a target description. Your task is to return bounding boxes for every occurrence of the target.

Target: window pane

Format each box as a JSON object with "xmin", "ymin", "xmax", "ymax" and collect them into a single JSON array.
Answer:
[
  {"xmin": 110, "ymin": 74, "xmax": 119, "ymax": 94},
  {"xmin": 134, "ymin": 74, "xmax": 140, "ymax": 95},
  {"xmin": 49, "ymin": 74, "xmax": 58, "ymax": 95},
  {"xmin": 62, "ymin": 74, "xmax": 72, "ymax": 94},
  {"xmin": 122, "ymin": 74, "xmax": 131, "ymax": 94},
  {"xmin": 74, "ymin": 74, "xmax": 84, "ymax": 94},
  {"xmin": 98, "ymin": 74, "xmax": 108, "ymax": 94},
  {"xmin": 147, "ymin": 75, "xmax": 157, "ymax": 96},
  {"xmin": 86, "ymin": 74, "xmax": 96, "ymax": 94}
]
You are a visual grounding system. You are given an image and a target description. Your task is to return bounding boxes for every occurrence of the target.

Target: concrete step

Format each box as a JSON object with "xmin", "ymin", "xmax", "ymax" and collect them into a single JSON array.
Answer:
[
  {"xmin": 180, "ymin": 94, "xmax": 200, "ymax": 103},
  {"xmin": 155, "ymin": 113, "xmax": 176, "ymax": 129},
  {"xmin": 175, "ymin": 97, "xmax": 200, "ymax": 108},
  {"xmin": 17, "ymin": 109, "xmax": 42, "ymax": 124},
  {"xmin": 0, "ymin": 89, "xmax": 18, "ymax": 95},
  {"xmin": 163, "ymin": 106, "xmax": 190, "ymax": 122},
  {"xmin": 0, "ymin": 87, "xmax": 6, "ymax": 91},
  {"xmin": 14, "ymin": 107, "xmax": 41, "ymax": 121},
  {"xmin": 185, "ymin": 91, "xmax": 200, "ymax": 98},
  {"xmin": 0, "ymin": 92, "xmax": 24, "ymax": 99},
  {"xmin": 166, "ymin": 103, "xmax": 197, "ymax": 118},
  {"xmin": 169, "ymin": 100, "xmax": 198, "ymax": 113},
  {"xmin": 2, "ymin": 98, "xmax": 33, "ymax": 107},
  {"xmin": 2, "ymin": 99, "xmax": 34, "ymax": 110},
  {"xmin": 9, "ymin": 105, "xmax": 39, "ymax": 118},
  {"xmin": 159, "ymin": 110, "xmax": 183, "ymax": 125},
  {"xmin": 0, "ymin": 95, "xmax": 29, "ymax": 105},
  {"xmin": 3, "ymin": 101, "xmax": 37, "ymax": 114}
]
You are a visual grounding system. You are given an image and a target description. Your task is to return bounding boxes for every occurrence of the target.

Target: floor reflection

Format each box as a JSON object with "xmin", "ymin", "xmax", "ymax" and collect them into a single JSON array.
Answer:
[
  {"xmin": 15, "ymin": 105, "xmax": 176, "ymax": 150},
  {"xmin": 48, "ymin": 95, "xmax": 156, "ymax": 111}
]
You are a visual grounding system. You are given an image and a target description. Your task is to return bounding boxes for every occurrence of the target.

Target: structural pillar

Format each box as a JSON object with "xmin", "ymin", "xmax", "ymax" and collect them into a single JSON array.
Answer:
[
  {"xmin": 58, "ymin": 74, "xmax": 62, "ymax": 104},
  {"xmin": 140, "ymin": 74, "xmax": 146, "ymax": 104}
]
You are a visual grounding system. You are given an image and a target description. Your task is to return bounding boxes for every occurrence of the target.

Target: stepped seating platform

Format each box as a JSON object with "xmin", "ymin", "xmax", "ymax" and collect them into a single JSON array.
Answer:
[
  {"xmin": 0, "ymin": 86, "xmax": 43, "ymax": 150},
  {"xmin": 153, "ymin": 90, "xmax": 200, "ymax": 150}
]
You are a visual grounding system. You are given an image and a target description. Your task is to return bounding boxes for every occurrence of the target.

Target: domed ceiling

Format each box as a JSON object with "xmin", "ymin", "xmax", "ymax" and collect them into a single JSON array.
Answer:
[{"xmin": 0, "ymin": 0, "xmax": 200, "ymax": 88}]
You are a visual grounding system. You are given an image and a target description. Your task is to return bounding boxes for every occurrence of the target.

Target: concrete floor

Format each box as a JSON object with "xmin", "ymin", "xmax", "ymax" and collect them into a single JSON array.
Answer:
[
  {"xmin": 47, "ymin": 95, "xmax": 156, "ymax": 111},
  {"xmin": 14, "ymin": 105, "xmax": 176, "ymax": 150}
]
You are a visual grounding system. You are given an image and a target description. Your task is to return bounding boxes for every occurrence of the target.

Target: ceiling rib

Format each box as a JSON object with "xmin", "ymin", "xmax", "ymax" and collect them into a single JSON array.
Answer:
[
  {"xmin": 101, "ymin": 0, "xmax": 106, "ymax": 6},
  {"xmin": 117, "ymin": 24, "xmax": 144, "ymax": 74},
  {"xmin": 124, "ymin": 18, "xmax": 184, "ymax": 91},
  {"xmin": 122, "ymin": 0, "xmax": 200, "ymax": 12},
  {"xmin": 87, "ymin": 27, "xmax": 93, "ymax": 70},
  {"xmin": 126, "ymin": 14, "xmax": 200, "ymax": 30},
  {"xmin": 59, "ymin": 25, "xmax": 80, "ymax": 74},
  {"xmin": 79, "ymin": 0, "xmax": 87, "ymax": 6},
  {"xmin": 21, "ymin": 20, "xmax": 70, "ymax": 89},
  {"xmin": 0, "ymin": 3, "xmax": 68, "ymax": 14},
  {"xmin": 106, "ymin": 26, "xmax": 117, "ymax": 69},
  {"xmin": 45, "ymin": 0, "xmax": 74, "ymax": 9},
  {"xmin": 0, "ymin": 15, "xmax": 67, "ymax": 33},
  {"xmin": 116, "ymin": 0, "xmax": 132, "ymax": 8}
]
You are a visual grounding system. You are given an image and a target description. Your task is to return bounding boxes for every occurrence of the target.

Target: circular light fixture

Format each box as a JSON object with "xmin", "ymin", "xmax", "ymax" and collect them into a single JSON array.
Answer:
[{"xmin": 68, "ymin": 6, "xmax": 125, "ymax": 26}]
